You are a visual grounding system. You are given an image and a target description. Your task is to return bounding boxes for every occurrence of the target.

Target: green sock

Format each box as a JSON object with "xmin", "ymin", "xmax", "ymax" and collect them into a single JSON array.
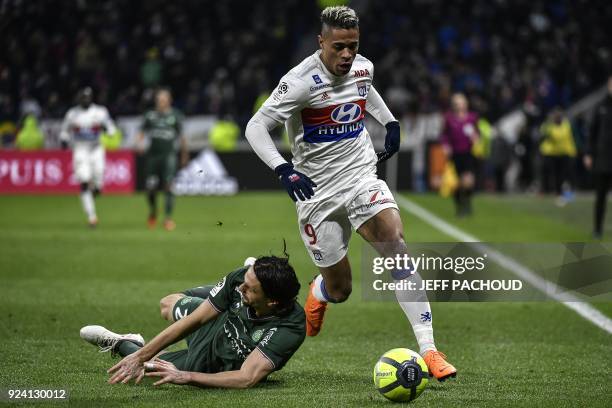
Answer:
[
  {"xmin": 164, "ymin": 191, "xmax": 174, "ymax": 218},
  {"xmin": 117, "ymin": 340, "xmax": 142, "ymax": 357},
  {"xmin": 147, "ymin": 191, "xmax": 157, "ymax": 218}
]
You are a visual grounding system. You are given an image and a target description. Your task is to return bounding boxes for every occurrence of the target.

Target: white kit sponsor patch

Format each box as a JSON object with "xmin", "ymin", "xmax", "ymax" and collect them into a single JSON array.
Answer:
[
  {"xmin": 209, "ymin": 276, "xmax": 226, "ymax": 297},
  {"xmin": 272, "ymin": 82, "xmax": 289, "ymax": 102},
  {"xmin": 258, "ymin": 327, "xmax": 277, "ymax": 347}
]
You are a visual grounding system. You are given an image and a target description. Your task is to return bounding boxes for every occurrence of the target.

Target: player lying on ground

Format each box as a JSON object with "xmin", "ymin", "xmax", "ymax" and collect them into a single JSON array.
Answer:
[
  {"xmin": 60, "ymin": 87, "xmax": 117, "ymax": 228},
  {"xmin": 245, "ymin": 6, "xmax": 456, "ymax": 380},
  {"xmin": 80, "ymin": 256, "xmax": 305, "ymax": 388}
]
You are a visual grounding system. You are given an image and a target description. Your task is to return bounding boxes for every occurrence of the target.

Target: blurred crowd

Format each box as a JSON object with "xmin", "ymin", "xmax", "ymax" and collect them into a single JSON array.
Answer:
[
  {"xmin": 363, "ymin": 0, "xmax": 611, "ymax": 119},
  {"xmin": 1, "ymin": 0, "xmax": 318, "ymax": 123},
  {"xmin": 2, "ymin": 0, "xmax": 610, "ymax": 121},
  {"xmin": 1, "ymin": 0, "xmax": 611, "ymax": 192}
]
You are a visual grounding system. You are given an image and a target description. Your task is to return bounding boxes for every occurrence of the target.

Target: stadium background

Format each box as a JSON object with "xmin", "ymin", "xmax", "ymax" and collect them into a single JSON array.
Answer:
[{"xmin": 1, "ymin": 0, "xmax": 611, "ymax": 406}]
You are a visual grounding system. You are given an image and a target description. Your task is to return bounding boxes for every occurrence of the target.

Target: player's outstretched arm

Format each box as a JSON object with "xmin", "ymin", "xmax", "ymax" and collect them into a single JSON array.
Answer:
[
  {"xmin": 274, "ymin": 163, "xmax": 317, "ymax": 202},
  {"xmin": 245, "ymin": 74, "xmax": 308, "ymax": 170},
  {"xmin": 246, "ymin": 111, "xmax": 317, "ymax": 201},
  {"xmin": 245, "ymin": 75, "xmax": 316, "ymax": 201},
  {"xmin": 375, "ymin": 121, "xmax": 400, "ymax": 164},
  {"xmin": 145, "ymin": 348, "xmax": 274, "ymax": 389},
  {"xmin": 366, "ymin": 86, "xmax": 400, "ymax": 163},
  {"xmin": 107, "ymin": 299, "xmax": 220, "ymax": 385},
  {"xmin": 179, "ymin": 134, "xmax": 189, "ymax": 168},
  {"xmin": 101, "ymin": 107, "xmax": 117, "ymax": 136},
  {"xmin": 134, "ymin": 131, "xmax": 146, "ymax": 154},
  {"xmin": 245, "ymin": 110, "xmax": 289, "ymax": 170},
  {"xmin": 59, "ymin": 110, "xmax": 73, "ymax": 149},
  {"xmin": 135, "ymin": 112, "xmax": 151, "ymax": 154},
  {"xmin": 366, "ymin": 86, "xmax": 396, "ymax": 126},
  {"xmin": 246, "ymin": 112, "xmax": 317, "ymax": 202}
]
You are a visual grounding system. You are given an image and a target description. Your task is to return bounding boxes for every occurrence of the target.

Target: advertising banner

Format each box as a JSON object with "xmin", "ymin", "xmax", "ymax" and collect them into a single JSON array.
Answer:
[{"xmin": 0, "ymin": 150, "xmax": 135, "ymax": 194}]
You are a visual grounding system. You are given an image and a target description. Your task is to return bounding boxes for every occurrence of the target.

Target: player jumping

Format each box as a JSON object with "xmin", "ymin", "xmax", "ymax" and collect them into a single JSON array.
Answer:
[
  {"xmin": 80, "ymin": 256, "xmax": 305, "ymax": 388},
  {"xmin": 136, "ymin": 88, "xmax": 188, "ymax": 231},
  {"xmin": 60, "ymin": 87, "xmax": 117, "ymax": 227},
  {"xmin": 245, "ymin": 6, "xmax": 456, "ymax": 380}
]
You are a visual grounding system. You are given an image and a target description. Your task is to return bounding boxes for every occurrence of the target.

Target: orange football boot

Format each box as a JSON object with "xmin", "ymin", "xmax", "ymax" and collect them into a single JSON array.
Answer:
[
  {"xmin": 423, "ymin": 350, "xmax": 457, "ymax": 381},
  {"xmin": 147, "ymin": 215, "xmax": 157, "ymax": 229},
  {"xmin": 305, "ymin": 280, "xmax": 327, "ymax": 336}
]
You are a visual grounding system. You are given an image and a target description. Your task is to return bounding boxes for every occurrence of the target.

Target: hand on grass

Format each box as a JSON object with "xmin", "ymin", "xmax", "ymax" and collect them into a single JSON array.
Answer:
[
  {"xmin": 108, "ymin": 353, "xmax": 145, "ymax": 385},
  {"xmin": 145, "ymin": 358, "xmax": 191, "ymax": 386}
]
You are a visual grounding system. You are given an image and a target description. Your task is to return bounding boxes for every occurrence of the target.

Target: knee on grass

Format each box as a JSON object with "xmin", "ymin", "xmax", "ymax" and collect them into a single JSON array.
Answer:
[{"xmin": 160, "ymin": 293, "xmax": 184, "ymax": 320}]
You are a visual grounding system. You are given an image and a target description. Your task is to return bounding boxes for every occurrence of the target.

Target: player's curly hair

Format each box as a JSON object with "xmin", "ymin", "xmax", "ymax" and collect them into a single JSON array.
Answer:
[
  {"xmin": 320, "ymin": 6, "xmax": 359, "ymax": 30},
  {"xmin": 253, "ymin": 256, "xmax": 300, "ymax": 311}
]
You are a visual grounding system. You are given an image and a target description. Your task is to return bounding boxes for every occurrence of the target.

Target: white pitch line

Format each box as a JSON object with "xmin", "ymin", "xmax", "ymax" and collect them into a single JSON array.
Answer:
[{"xmin": 395, "ymin": 194, "xmax": 612, "ymax": 335}]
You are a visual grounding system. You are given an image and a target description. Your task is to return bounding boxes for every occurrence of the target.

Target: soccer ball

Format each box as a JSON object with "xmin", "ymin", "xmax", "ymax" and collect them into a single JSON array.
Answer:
[{"xmin": 373, "ymin": 348, "xmax": 429, "ymax": 402}]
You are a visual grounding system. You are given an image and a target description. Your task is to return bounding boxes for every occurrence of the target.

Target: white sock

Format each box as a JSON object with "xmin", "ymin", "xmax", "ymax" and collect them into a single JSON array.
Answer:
[
  {"xmin": 80, "ymin": 191, "xmax": 96, "ymax": 221},
  {"xmin": 311, "ymin": 274, "xmax": 329, "ymax": 303},
  {"xmin": 394, "ymin": 271, "xmax": 436, "ymax": 355}
]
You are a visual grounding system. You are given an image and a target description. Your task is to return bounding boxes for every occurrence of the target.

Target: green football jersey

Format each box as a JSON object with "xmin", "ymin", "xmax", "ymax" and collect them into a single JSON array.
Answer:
[
  {"xmin": 165, "ymin": 267, "xmax": 306, "ymax": 373},
  {"xmin": 141, "ymin": 108, "xmax": 183, "ymax": 155}
]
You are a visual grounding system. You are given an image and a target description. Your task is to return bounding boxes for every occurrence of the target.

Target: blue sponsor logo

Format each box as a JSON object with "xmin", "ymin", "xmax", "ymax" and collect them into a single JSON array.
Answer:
[
  {"xmin": 310, "ymin": 83, "xmax": 331, "ymax": 92},
  {"xmin": 75, "ymin": 129, "xmax": 100, "ymax": 141},
  {"xmin": 312, "ymin": 74, "xmax": 322, "ymax": 84},
  {"xmin": 303, "ymin": 120, "xmax": 364, "ymax": 143},
  {"xmin": 331, "ymin": 103, "xmax": 362, "ymax": 124}
]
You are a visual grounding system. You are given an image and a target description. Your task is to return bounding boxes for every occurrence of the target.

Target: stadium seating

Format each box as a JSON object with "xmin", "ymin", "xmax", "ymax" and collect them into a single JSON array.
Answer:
[{"xmin": 2, "ymin": 0, "xmax": 610, "ymax": 126}]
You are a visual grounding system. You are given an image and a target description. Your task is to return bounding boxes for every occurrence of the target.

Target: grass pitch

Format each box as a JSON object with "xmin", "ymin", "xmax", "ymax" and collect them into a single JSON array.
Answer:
[{"xmin": 0, "ymin": 192, "xmax": 610, "ymax": 407}]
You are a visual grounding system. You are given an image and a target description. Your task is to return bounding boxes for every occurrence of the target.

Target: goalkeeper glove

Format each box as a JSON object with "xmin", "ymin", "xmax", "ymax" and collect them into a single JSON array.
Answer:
[
  {"xmin": 274, "ymin": 163, "xmax": 317, "ymax": 202},
  {"xmin": 376, "ymin": 121, "xmax": 400, "ymax": 163}
]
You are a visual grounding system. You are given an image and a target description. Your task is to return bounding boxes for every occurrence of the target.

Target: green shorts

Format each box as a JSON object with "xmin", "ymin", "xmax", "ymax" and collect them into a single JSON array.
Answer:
[
  {"xmin": 171, "ymin": 295, "xmax": 205, "ymax": 323},
  {"xmin": 159, "ymin": 294, "xmax": 215, "ymax": 372},
  {"xmin": 145, "ymin": 153, "xmax": 177, "ymax": 189}
]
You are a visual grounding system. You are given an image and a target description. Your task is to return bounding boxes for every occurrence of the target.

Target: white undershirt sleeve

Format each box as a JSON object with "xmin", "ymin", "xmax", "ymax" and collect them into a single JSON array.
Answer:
[
  {"xmin": 245, "ymin": 73, "xmax": 309, "ymax": 171},
  {"xmin": 245, "ymin": 111, "xmax": 288, "ymax": 170},
  {"xmin": 59, "ymin": 109, "xmax": 73, "ymax": 143},
  {"xmin": 366, "ymin": 85, "xmax": 397, "ymax": 126},
  {"xmin": 101, "ymin": 107, "xmax": 117, "ymax": 135}
]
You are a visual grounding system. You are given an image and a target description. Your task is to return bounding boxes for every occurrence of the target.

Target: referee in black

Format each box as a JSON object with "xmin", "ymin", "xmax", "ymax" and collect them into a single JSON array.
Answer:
[{"xmin": 584, "ymin": 75, "xmax": 612, "ymax": 239}]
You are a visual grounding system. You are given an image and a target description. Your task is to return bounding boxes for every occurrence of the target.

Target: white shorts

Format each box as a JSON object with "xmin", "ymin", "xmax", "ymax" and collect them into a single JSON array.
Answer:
[
  {"xmin": 73, "ymin": 143, "xmax": 105, "ymax": 188},
  {"xmin": 296, "ymin": 177, "xmax": 399, "ymax": 267}
]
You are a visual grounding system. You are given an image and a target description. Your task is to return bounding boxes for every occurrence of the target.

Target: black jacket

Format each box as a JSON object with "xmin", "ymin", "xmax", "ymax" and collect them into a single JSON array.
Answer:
[{"xmin": 587, "ymin": 95, "xmax": 612, "ymax": 173}]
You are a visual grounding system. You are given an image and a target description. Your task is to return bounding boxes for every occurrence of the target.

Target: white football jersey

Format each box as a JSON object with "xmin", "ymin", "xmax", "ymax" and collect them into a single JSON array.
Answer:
[
  {"xmin": 258, "ymin": 51, "xmax": 384, "ymax": 201},
  {"xmin": 60, "ymin": 104, "xmax": 116, "ymax": 145}
]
